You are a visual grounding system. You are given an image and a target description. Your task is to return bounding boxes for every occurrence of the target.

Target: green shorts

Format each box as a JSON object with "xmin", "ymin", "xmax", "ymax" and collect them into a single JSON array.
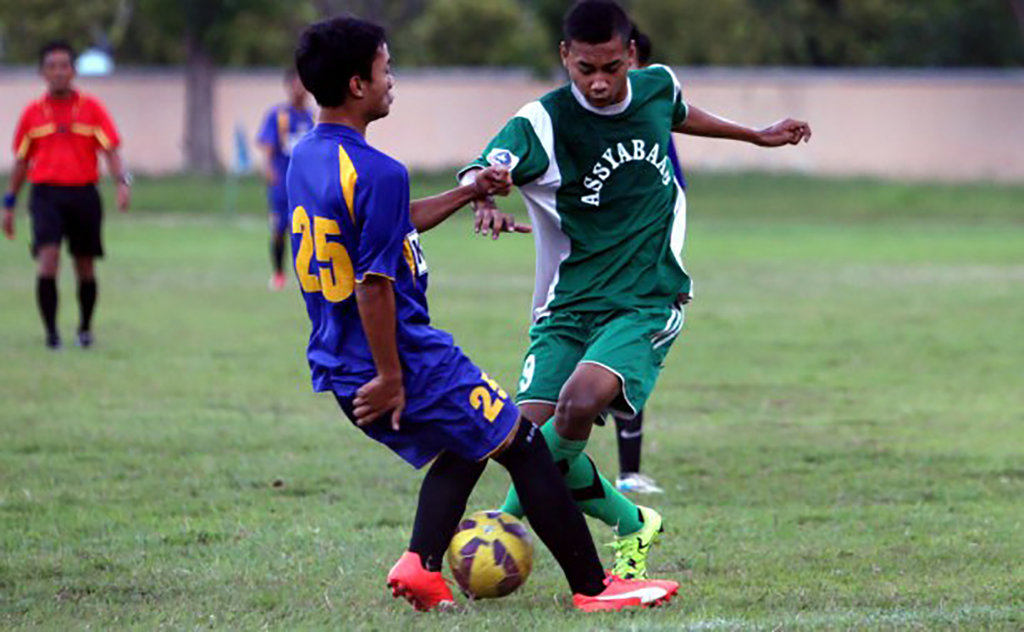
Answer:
[{"xmin": 515, "ymin": 303, "xmax": 685, "ymax": 417}]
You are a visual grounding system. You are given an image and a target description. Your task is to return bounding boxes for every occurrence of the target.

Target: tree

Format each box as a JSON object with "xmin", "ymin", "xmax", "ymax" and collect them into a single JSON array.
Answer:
[
  {"xmin": 0, "ymin": 0, "xmax": 131, "ymax": 62},
  {"xmin": 127, "ymin": 0, "xmax": 309, "ymax": 173},
  {"xmin": 408, "ymin": 0, "xmax": 554, "ymax": 72}
]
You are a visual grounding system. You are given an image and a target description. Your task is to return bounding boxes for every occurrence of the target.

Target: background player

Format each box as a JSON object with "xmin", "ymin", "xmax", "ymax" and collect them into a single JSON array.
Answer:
[
  {"xmin": 608, "ymin": 25, "xmax": 686, "ymax": 496},
  {"xmin": 256, "ymin": 68, "xmax": 314, "ymax": 291},
  {"xmin": 461, "ymin": 0, "xmax": 811, "ymax": 579},
  {"xmin": 3, "ymin": 40, "xmax": 131, "ymax": 349},
  {"xmin": 289, "ymin": 15, "xmax": 678, "ymax": 612}
]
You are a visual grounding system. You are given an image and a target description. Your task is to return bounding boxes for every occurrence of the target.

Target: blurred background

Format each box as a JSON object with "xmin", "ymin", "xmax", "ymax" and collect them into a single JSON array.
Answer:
[{"xmin": 1, "ymin": 0, "xmax": 1022, "ymax": 182}]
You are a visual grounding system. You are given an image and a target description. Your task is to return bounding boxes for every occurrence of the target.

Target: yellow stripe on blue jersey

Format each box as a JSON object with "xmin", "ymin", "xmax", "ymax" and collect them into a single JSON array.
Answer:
[{"xmin": 338, "ymin": 144, "xmax": 358, "ymax": 224}]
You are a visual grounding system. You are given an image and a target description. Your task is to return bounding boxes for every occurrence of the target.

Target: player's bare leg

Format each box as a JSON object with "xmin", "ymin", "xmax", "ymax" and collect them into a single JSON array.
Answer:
[
  {"xmin": 518, "ymin": 401, "xmax": 555, "ymax": 426},
  {"xmin": 36, "ymin": 244, "xmax": 61, "ymax": 348},
  {"xmin": 73, "ymin": 255, "xmax": 97, "ymax": 347}
]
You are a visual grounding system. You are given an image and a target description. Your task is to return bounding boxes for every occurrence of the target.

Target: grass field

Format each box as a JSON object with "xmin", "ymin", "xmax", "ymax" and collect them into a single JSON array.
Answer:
[{"xmin": 1, "ymin": 172, "xmax": 1022, "ymax": 630}]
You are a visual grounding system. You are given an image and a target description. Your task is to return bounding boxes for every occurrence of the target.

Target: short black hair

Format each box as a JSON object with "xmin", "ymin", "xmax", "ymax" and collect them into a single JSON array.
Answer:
[
  {"xmin": 39, "ymin": 40, "xmax": 76, "ymax": 66},
  {"xmin": 563, "ymin": 0, "xmax": 632, "ymax": 46},
  {"xmin": 631, "ymin": 25, "xmax": 652, "ymax": 66},
  {"xmin": 295, "ymin": 16, "xmax": 386, "ymax": 107}
]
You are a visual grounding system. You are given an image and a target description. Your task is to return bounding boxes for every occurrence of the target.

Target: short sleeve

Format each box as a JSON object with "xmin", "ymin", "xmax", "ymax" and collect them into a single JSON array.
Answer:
[
  {"xmin": 91, "ymin": 99, "xmax": 120, "ymax": 150},
  {"xmin": 12, "ymin": 107, "xmax": 32, "ymax": 159},
  {"xmin": 650, "ymin": 64, "xmax": 688, "ymax": 127},
  {"xmin": 458, "ymin": 111, "xmax": 550, "ymax": 187},
  {"xmin": 256, "ymin": 108, "xmax": 278, "ymax": 147},
  {"xmin": 355, "ymin": 166, "xmax": 410, "ymax": 282}
]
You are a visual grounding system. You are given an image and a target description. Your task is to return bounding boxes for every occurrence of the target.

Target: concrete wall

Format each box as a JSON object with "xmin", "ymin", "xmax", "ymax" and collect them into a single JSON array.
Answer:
[{"xmin": 2, "ymin": 67, "xmax": 1022, "ymax": 182}]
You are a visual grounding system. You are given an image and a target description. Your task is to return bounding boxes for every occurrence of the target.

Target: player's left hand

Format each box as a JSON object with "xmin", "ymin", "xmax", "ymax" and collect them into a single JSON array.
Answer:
[
  {"xmin": 474, "ymin": 204, "xmax": 532, "ymax": 240},
  {"xmin": 473, "ymin": 166, "xmax": 513, "ymax": 198},
  {"xmin": 354, "ymin": 374, "xmax": 406, "ymax": 430},
  {"xmin": 116, "ymin": 182, "xmax": 131, "ymax": 212},
  {"xmin": 755, "ymin": 118, "xmax": 812, "ymax": 147}
]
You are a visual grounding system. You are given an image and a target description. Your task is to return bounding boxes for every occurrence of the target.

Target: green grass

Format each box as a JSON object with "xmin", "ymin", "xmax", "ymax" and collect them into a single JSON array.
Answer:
[{"xmin": 1, "ymin": 173, "xmax": 1022, "ymax": 630}]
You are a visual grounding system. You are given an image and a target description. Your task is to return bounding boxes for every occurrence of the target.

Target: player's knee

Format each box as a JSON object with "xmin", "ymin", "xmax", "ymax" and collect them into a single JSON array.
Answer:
[
  {"xmin": 555, "ymin": 393, "xmax": 602, "ymax": 431},
  {"xmin": 74, "ymin": 258, "xmax": 95, "ymax": 279},
  {"xmin": 36, "ymin": 250, "xmax": 60, "ymax": 276}
]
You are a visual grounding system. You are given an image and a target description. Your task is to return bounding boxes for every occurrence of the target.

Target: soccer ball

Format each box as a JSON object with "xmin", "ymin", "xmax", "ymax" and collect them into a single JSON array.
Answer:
[{"xmin": 446, "ymin": 510, "xmax": 534, "ymax": 599}]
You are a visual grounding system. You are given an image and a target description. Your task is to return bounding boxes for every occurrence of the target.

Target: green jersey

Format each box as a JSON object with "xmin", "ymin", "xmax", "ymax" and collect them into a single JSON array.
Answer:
[{"xmin": 463, "ymin": 65, "xmax": 692, "ymax": 322}]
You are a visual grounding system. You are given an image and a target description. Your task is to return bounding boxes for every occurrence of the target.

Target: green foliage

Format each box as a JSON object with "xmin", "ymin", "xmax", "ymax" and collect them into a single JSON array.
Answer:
[
  {"xmin": 632, "ymin": 0, "xmax": 1024, "ymax": 67},
  {"xmin": 0, "ymin": 0, "xmax": 1021, "ymax": 67},
  {"xmin": 405, "ymin": 0, "xmax": 554, "ymax": 71},
  {"xmin": 0, "ymin": 0, "xmax": 127, "ymax": 62}
]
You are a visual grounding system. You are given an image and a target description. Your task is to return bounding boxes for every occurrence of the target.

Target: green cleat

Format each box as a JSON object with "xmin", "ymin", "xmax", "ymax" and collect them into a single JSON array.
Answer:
[{"xmin": 608, "ymin": 505, "xmax": 664, "ymax": 580}]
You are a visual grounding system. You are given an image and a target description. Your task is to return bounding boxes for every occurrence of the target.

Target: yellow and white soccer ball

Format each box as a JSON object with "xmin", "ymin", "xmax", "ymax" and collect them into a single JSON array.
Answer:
[{"xmin": 446, "ymin": 510, "xmax": 534, "ymax": 599}]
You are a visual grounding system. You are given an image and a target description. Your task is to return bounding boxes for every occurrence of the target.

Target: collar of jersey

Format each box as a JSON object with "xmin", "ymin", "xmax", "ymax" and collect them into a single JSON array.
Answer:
[
  {"xmin": 570, "ymin": 78, "xmax": 632, "ymax": 116},
  {"xmin": 315, "ymin": 122, "xmax": 365, "ymax": 142},
  {"xmin": 44, "ymin": 89, "xmax": 80, "ymax": 105}
]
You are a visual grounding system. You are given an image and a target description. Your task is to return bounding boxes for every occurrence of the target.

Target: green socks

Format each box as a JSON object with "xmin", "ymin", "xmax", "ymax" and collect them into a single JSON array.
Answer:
[{"xmin": 501, "ymin": 419, "xmax": 643, "ymax": 536}]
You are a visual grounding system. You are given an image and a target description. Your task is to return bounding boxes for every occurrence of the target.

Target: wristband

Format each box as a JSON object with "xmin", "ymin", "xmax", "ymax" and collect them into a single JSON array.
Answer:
[{"xmin": 3, "ymin": 192, "xmax": 15, "ymax": 210}]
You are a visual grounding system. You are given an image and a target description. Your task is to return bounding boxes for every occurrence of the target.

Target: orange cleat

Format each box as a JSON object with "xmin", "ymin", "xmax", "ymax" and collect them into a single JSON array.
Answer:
[
  {"xmin": 386, "ymin": 551, "xmax": 455, "ymax": 612},
  {"xmin": 572, "ymin": 576, "xmax": 679, "ymax": 612},
  {"xmin": 269, "ymin": 272, "xmax": 286, "ymax": 291}
]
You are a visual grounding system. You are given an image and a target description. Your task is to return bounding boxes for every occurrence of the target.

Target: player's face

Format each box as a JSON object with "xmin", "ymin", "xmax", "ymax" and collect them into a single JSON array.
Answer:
[
  {"xmin": 365, "ymin": 43, "xmax": 395, "ymax": 121},
  {"xmin": 41, "ymin": 50, "xmax": 75, "ymax": 95},
  {"xmin": 561, "ymin": 37, "xmax": 634, "ymax": 108}
]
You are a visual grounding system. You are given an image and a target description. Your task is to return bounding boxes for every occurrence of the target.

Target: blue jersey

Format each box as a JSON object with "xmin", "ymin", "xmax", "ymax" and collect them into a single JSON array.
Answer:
[
  {"xmin": 257, "ymin": 104, "xmax": 315, "ymax": 193},
  {"xmin": 286, "ymin": 123, "xmax": 457, "ymax": 398},
  {"xmin": 668, "ymin": 139, "xmax": 686, "ymax": 190},
  {"xmin": 286, "ymin": 123, "xmax": 519, "ymax": 468}
]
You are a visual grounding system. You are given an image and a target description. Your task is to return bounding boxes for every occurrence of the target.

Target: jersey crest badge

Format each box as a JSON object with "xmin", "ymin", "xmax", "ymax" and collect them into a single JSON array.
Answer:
[{"xmin": 487, "ymin": 148, "xmax": 520, "ymax": 171}]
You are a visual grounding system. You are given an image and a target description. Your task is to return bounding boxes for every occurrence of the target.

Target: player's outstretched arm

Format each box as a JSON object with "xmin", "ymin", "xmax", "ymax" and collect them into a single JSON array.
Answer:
[
  {"xmin": 675, "ymin": 105, "xmax": 812, "ymax": 147},
  {"xmin": 2, "ymin": 158, "xmax": 28, "ymax": 240},
  {"xmin": 353, "ymin": 275, "xmax": 405, "ymax": 430},
  {"xmin": 410, "ymin": 165, "xmax": 513, "ymax": 233}
]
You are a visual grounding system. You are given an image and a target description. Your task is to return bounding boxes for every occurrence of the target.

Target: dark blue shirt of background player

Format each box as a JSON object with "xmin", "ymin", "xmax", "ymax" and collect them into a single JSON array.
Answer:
[
  {"xmin": 257, "ymin": 103, "xmax": 315, "ymax": 220},
  {"xmin": 667, "ymin": 139, "xmax": 685, "ymax": 190},
  {"xmin": 286, "ymin": 122, "xmax": 458, "ymax": 401}
]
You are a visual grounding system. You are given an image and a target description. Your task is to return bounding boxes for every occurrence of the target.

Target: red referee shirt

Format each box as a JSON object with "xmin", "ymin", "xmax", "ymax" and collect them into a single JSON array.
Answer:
[{"xmin": 12, "ymin": 90, "xmax": 121, "ymax": 186}]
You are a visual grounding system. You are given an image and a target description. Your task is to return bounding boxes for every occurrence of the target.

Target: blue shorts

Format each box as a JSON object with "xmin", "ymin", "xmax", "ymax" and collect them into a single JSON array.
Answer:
[
  {"xmin": 334, "ymin": 350, "xmax": 520, "ymax": 469},
  {"xmin": 267, "ymin": 186, "xmax": 289, "ymax": 235}
]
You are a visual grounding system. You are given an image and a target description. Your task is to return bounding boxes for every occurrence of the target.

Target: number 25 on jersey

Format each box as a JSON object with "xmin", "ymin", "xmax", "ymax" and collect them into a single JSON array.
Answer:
[{"xmin": 292, "ymin": 206, "xmax": 355, "ymax": 302}]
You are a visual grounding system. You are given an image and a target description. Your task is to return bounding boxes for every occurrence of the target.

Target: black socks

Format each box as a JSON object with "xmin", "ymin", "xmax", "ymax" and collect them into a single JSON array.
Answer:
[
  {"xmin": 36, "ymin": 277, "xmax": 58, "ymax": 339},
  {"xmin": 494, "ymin": 422, "xmax": 607, "ymax": 596},
  {"xmin": 614, "ymin": 410, "xmax": 644, "ymax": 475},
  {"xmin": 406, "ymin": 421, "xmax": 607, "ymax": 596},
  {"xmin": 78, "ymin": 278, "xmax": 97, "ymax": 333},
  {"xmin": 408, "ymin": 452, "xmax": 487, "ymax": 572},
  {"xmin": 271, "ymin": 236, "xmax": 286, "ymax": 274}
]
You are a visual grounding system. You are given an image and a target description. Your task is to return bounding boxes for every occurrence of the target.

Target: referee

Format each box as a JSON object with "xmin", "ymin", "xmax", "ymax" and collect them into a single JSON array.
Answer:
[{"xmin": 3, "ymin": 41, "xmax": 131, "ymax": 349}]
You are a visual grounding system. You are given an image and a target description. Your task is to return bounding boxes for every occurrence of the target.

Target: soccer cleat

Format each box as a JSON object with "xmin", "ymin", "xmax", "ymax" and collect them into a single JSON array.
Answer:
[
  {"xmin": 386, "ymin": 551, "xmax": 455, "ymax": 612},
  {"xmin": 616, "ymin": 473, "xmax": 664, "ymax": 494},
  {"xmin": 45, "ymin": 333, "xmax": 62, "ymax": 350},
  {"xmin": 608, "ymin": 505, "xmax": 663, "ymax": 580},
  {"xmin": 76, "ymin": 330, "xmax": 94, "ymax": 349},
  {"xmin": 268, "ymin": 272, "xmax": 287, "ymax": 291},
  {"xmin": 573, "ymin": 575, "xmax": 678, "ymax": 612}
]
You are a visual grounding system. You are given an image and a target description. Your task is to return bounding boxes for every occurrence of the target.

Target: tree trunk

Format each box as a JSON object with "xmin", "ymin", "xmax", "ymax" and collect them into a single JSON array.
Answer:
[{"xmin": 183, "ymin": 28, "xmax": 220, "ymax": 174}]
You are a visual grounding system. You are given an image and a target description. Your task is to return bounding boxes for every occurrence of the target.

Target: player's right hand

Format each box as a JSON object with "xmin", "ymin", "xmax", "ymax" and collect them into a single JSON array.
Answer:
[
  {"xmin": 473, "ymin": 166, "xmax": 513, "ymax": 198},
  {"xmin": 354, "ymin": 374, "xmax": 406, "ymax": 431},
  {"xmin": 2, "ymin": 209, "xmax": 14, "ymax": 240}
]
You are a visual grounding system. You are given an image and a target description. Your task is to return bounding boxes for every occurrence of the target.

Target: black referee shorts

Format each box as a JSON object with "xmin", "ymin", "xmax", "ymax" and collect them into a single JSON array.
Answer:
[{"xmin": 29, "ymin": 184, "xmax": 104, "ymax": 258}]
